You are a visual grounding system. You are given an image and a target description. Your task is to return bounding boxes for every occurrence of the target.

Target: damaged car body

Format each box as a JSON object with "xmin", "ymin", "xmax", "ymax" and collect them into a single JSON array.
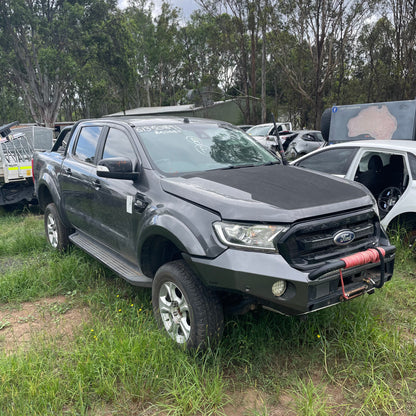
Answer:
[{"xmin": 33, "ymin": 116, "xmax": 395, "ymax": 349}]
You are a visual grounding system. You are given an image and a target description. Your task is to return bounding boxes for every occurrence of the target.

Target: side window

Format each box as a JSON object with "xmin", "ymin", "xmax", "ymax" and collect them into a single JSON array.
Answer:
[
  {"xmin": 73, "ymin": 126, "xmax": 102, "ymax": 164},
  {"xmin": 296, "ymin": 147, "xmax": 358, "ymax": 175},
  {"xmin": 357, "ymin": 152, "xmax": 387, "ymax": 173},
  {"xmin": 102, "ymin": 128, "xmax": 136, "ymax": 161}
]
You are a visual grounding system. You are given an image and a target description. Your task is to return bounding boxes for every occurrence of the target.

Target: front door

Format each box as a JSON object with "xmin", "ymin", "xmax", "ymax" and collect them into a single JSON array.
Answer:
[{"xmin": 88, "ymin": 126, "xmax": 144, "ymax": 263}]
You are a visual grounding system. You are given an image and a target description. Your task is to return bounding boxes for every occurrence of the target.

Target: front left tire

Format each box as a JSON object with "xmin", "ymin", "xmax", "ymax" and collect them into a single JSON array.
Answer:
[{"xmin": 152, "ymin": 259, "xmax": 224, "ymax": 350}]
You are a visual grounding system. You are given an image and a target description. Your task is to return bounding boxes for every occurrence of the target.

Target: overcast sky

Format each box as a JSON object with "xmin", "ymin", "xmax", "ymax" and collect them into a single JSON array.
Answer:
[{"xmin": 118, "ymin": 0, "xmax": 201, "ymax": 20}]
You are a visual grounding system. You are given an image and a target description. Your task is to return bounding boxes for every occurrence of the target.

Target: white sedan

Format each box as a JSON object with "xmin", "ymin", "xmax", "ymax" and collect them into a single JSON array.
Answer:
[
  {"xmin": 292, "ymin": 140, "xmax": 416, "ymax": 236},
  {"xmin": 246, "ymin": 122, "xmax": 292, "ymax": 150}
]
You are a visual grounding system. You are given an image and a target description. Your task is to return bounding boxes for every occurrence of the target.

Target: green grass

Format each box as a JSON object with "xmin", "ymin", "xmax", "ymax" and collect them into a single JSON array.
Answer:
[{"xmin": 0, "ymin": 207, "xmax": 415, "ymax": 415}]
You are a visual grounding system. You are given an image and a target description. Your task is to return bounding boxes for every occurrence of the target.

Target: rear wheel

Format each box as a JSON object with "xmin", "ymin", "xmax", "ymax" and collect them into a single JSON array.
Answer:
[
  {"xmin": 152, "ymin": 260, "xmax": 224, "ymax": 350},
  {"xmin": 44, "ymin": 203, "xmax": 70, "ymax": 251}
]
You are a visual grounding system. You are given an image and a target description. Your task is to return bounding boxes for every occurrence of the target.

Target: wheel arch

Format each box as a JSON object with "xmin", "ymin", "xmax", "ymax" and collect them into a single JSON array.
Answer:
[
  {"xmin": 37, "ymin": 182, "xmax": 54, "ymax": 211},
  {"xmin": 139, "ymin": 234, "xmax": 183, "ymax": 278},
  {"xmin": 138, "ymin": 216, "xmax": 212, "ymax": 278},
  {"xmin": 385, "ymin": 211, "xmax": 416, "ymax": 233},
  {"xmin": 36, "ymin": 170, "xmax": 62, "ymax": 210}
]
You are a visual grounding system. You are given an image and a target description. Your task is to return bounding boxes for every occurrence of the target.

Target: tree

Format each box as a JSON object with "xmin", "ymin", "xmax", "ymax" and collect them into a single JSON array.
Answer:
[
  {"xmin": 198, "ymin": 0, "xmax": 261, "ymax": 123},
  {"xmin": 272, "ymin": 0, "xmax": 374, "ymax": 128},
  {"xmin": 178, "ymin": 12, "xmax": 229, "ymax": 106},
  {"xmin": 388, "ymin": 0, "xmax": 416, "ymax": 98},
  {"xmin": 356, "ymin": 17, "xmax": 398, "ymax": 102},
  {"xmin": 0, "ymin": 0, "xmax": 116, "ymax": 126},
  {"xmin": 124, "ymin": 2, "xmax": 155, "ymax": 108}
]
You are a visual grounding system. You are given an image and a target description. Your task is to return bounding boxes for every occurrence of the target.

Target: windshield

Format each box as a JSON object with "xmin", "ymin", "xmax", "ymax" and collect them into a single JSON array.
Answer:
[
  {"xmin": 246, "ymin": 124, "xmax": 272, "ymax": 136},
  {"xmin": 135, "ymin": 123, "xmax": 278, "ymax": 174}
]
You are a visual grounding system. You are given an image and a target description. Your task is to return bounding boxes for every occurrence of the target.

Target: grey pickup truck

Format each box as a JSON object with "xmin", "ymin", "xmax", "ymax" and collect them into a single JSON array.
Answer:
[{"xmin": 33, "ymin": 116, "xmax": 395, "ymax": 349}]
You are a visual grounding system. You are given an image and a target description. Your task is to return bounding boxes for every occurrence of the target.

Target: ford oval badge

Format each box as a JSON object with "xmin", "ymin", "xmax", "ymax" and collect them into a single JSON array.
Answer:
[{"xmin": 333, "ymin": 230, "xmax": 355, "ymax": 246}]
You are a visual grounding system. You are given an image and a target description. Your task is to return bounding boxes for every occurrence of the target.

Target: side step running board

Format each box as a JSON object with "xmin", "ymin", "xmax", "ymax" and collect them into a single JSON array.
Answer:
[{"xmin": 69, "ymin": 232, "xmax": 152, "ymax": 287}]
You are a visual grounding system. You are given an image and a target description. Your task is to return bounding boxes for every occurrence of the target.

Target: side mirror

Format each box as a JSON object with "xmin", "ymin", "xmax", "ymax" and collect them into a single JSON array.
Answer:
[{"xmin": 97, "ymin": 157, "xmax": 139, "ymax": 180}]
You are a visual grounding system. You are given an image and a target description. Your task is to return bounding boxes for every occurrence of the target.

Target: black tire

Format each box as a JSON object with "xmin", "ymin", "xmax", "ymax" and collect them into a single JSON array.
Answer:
[
  {"xmin": 152, "ymin": 259, "xmax": 224, "ymax": 350},
  {"xmin": 44, "ymin": 202, "xmax": 70, "ymax": 251}
]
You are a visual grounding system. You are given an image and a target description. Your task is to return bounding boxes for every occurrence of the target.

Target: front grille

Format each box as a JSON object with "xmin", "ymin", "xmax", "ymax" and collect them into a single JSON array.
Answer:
[{"xmin": 277, "ymin": 208, "xmax": 380, "ymax": 271}]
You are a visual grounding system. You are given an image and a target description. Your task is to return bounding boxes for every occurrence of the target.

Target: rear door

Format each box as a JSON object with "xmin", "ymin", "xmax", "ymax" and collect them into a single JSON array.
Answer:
[{"xmin": 59, "ymin": 124, "xmax": 103, "ymax": 232}]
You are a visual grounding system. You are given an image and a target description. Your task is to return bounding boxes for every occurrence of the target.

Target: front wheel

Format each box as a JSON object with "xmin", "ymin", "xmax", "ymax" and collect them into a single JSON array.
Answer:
[
  {"xmin": 44, "ymin": 203, "xmax": 71, "ymax": 251},
  {"xmin": 152, "ymin": 260, "xmax": 224, "ymax": 350}
]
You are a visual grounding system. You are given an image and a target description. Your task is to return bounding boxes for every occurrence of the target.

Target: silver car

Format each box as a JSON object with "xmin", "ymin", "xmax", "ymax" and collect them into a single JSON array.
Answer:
[{"xmin": 284, "ymin": 130, "xmax": 326, "ymax": 159}]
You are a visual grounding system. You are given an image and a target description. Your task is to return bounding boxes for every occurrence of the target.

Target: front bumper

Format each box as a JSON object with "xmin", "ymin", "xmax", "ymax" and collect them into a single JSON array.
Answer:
[{"xmin": 186, "ymin": 245, "xmax": 395, "ymax": 316}]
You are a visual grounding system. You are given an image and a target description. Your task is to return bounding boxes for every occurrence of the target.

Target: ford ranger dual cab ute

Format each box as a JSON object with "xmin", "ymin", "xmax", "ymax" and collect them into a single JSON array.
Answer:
[{"xmin": 32, "ymin": 116, "xmax": 395, "ymax": 349}]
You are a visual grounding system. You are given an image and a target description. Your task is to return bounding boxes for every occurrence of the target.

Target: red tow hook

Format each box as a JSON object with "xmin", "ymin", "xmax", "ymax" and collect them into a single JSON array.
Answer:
[{"xmin": 339, "ymin": 247, "xmax": 386, "ymax": 300}]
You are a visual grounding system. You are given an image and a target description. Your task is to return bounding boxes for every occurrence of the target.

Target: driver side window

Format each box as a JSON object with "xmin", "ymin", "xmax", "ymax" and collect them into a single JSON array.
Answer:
[{"xmin": 102, "ymin": 128, "xmax": 137, "ymax": 165}]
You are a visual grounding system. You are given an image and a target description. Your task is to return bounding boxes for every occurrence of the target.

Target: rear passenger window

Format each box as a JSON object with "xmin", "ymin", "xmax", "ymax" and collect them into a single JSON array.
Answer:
[{"xmin": 73, "ymin": 126, "xmax": 102, "ymax": 164}]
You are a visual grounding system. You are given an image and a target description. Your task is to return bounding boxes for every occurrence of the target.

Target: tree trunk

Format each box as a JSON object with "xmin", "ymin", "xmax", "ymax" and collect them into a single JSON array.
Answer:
[{"xmin": 261, "ymin": 12, "xmax": 267, "ymax": 123}]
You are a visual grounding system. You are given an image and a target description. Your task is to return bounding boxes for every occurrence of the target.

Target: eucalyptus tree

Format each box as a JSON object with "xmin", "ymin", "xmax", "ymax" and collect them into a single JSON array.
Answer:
[
  {"xmin": 354, "ymin": 17, "xmax": 398, "ymax": 102},
  {"xmin": 152, "ymin": 3, "xmax": 182, "ymax": 106},
  {"xmin": 198, "ymin": 0, "xmax": 262, "ymax": 123},
  {"xmin": 126, "ymin": 1, "xmax": 182, "ymax": 107},
  {"xmin": 0, "ymin": 0, "xmax": 118, "ymax": 126},
  {"xmin": 123, "ymin": 1, "xmax": 155, "ymax": 108},
  {"xmin": 271, "ymin": 0, "xmax": 375, "ymax": 128},
  {"xmin": 0, "ymin": 78, "xmax": 28, "ymax": 124},
  {"xmin": 386, "ymin": 0, "xmax": 416, "ymax": 98},
  {"xmin": 178, "ymin": 12, "xmax": 232, "ymax": 107}
]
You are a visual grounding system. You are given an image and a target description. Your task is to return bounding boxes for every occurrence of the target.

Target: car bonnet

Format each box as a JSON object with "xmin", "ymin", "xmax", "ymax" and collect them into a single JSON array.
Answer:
[{"xmin": 160, "ymin": 164, "xmax": 373, "ymax": 223}]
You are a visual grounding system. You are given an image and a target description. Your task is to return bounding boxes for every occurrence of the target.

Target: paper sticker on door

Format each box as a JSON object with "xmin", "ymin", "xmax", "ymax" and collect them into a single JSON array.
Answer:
[{"xmin": 126, "ymin": 195, "xmax": 133, "ymax": 214}]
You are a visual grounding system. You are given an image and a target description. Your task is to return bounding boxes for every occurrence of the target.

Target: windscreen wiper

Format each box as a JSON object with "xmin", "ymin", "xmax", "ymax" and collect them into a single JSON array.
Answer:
[{"xmin": 221, "ymin": 163, "xmax": 256, "ymax": 169}]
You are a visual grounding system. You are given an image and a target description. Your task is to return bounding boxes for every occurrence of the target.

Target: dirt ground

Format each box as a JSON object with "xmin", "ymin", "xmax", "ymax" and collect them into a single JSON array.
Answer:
[{"xmin": 0, "ymin": 296, "xmax": 90, "ymax": 355}]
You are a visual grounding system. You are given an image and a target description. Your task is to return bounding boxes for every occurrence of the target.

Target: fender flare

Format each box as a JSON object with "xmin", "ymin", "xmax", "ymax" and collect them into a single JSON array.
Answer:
[{"xmin": 138, "ymin": 214, "xmax": 210, "ymax": 258}]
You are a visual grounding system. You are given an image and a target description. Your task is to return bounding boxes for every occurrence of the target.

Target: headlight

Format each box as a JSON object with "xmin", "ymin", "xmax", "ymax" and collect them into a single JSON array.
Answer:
[
  {"xmin": 213, "ymin": 222, "xmax": 289, "ymax": 251},
  {"xmin": 369, "ymin": 193, "xmax": 380, "ymax": 217}
]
